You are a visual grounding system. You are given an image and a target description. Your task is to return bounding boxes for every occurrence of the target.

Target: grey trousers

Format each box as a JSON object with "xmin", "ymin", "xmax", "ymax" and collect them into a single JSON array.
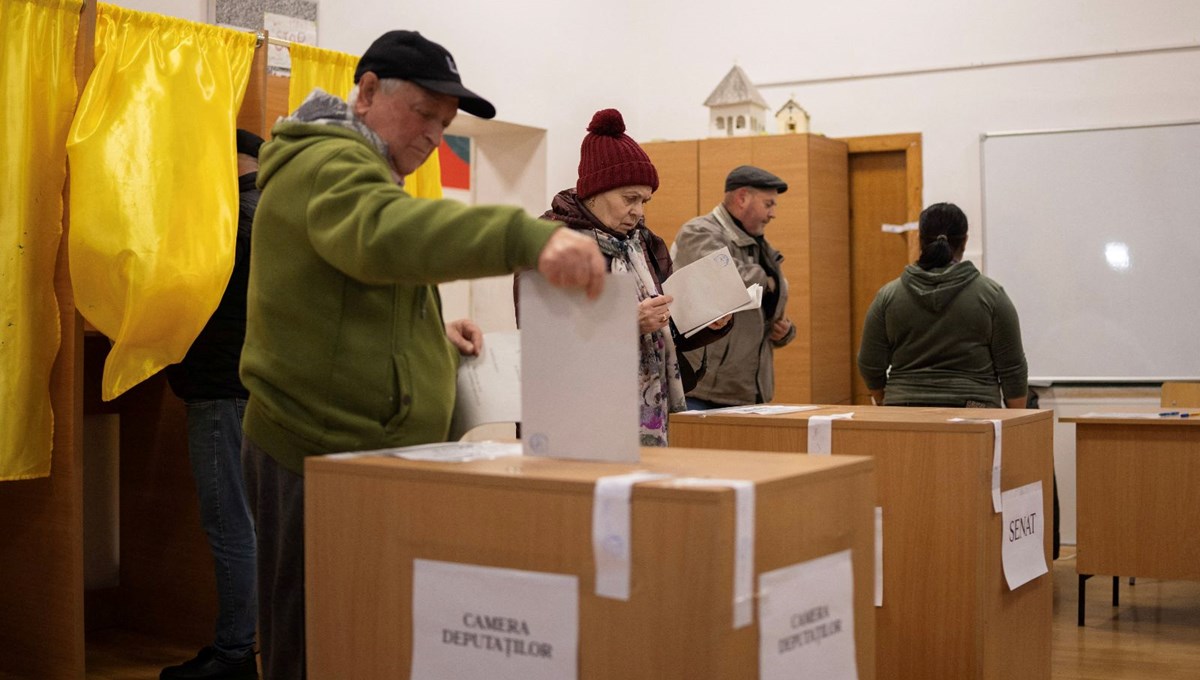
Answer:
[{"xmin": 242, "ymin": 436, "xmax": 306, "ymax": 680}]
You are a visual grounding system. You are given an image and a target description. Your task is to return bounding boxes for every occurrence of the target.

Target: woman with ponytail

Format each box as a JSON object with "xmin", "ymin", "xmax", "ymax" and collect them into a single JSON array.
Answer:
[{"xmin": 857, "ymin": 202, "xmax": 1028, "ymax": 408}]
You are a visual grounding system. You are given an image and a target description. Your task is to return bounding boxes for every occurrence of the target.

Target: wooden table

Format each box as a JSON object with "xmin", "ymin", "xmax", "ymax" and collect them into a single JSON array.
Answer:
[
  {"xmin": 1061, "ymin": 413, "xmax": 1200, "ymax": 625},
  {"xmin": 670, "ymin": 405, "xmax": 1054, "ymax": 680}
]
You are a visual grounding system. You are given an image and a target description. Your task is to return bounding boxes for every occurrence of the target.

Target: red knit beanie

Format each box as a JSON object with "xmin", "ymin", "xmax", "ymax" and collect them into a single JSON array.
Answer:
[{"xmin": 575, "ymin": 109, "xmax": 660, "ymax": 199}]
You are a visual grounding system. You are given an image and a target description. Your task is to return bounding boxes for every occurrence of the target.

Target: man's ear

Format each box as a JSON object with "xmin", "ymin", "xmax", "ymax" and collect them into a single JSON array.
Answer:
[{"xmin": 354, "ymin": 72, "xmax": 379, "ymax": 116}]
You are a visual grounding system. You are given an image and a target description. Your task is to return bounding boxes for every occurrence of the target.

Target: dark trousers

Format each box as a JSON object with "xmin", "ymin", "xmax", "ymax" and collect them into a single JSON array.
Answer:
[
  {"xmin": 242, "ymin": 436, "xmax": 306, "ymax": 680},
  {"xmin": 183, "ymin": 398, "xmax": 257, "ymax": 660}
]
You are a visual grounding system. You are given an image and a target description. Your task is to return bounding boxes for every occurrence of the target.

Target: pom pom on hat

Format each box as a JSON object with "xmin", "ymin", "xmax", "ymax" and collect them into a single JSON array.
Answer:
[{"xmin": 576, "ymin": 108, "xmax": 659, "ymax": 199}]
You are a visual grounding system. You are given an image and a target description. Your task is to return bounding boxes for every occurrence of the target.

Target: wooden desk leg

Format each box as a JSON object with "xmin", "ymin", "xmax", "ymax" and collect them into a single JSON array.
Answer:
[
  {"xmin": 1078, "ymin": 574, "xmax": 1091, "ymax": 626},
  {"xmin": 1113, "ymin": 576, "xmax": 1120, "ymax": 606}
]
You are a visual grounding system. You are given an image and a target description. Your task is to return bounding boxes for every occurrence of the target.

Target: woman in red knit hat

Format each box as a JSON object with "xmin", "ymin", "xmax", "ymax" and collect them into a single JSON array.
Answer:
[{"xmin": 541, "ymin": 108, "xmax": 731, "ymax": 445}]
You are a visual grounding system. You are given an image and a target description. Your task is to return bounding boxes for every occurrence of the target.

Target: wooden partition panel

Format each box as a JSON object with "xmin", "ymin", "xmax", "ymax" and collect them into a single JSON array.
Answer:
[
  {"xmin": 265, "ymin": 73, "xmax": 291, "ymax": 135},
  {"xmin": 0, "ymin": 3, "xmax": 94, "ymax": 677},
  {"xmin": 641, "ymin": 139, "xmax": 698, "ymax": 247},
  {"xmin": 804, "ymin": 137, "xmax": 851, "ymax": 404},
  {"xmin": 236, "ymin": 38, "xmax": 269, "ymax": 136}
]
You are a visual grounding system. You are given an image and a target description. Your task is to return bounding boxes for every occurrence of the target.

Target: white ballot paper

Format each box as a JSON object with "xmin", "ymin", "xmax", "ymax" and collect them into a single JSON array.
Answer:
[
  {"xmin": 758, "ymin": 549, "xmax": 858, "ymax": 680},
  {"xmin": 411, "ymin": 559, "xmax": 578, "ymax": 680},
  {"xmin": 661, "ymin": 246, "xmax": 756, "ymax": 336},
  {"xmin": 1001, "ymin": 481, "xmax": 1049, "ymax": 591},
  {"xmin": 592, "ymin": 471, "xmax": 673, "ymax": 600},
  {"xmin": 681, "ymin": 404, "xmax": 821, "ymax": 416},
  {"xmin": 449, "ymin": 331, "xmax": 521, "ymax": 440},
  {"xmin": 807, "ymin": 413, "xmax": 854, "ymax": 455},
  {"xmin": 323, "ymin": 441, "xmax": 522, "ymax": 463},
  {"xmin": 519, "ymin": 273, "xmax": 639, "ymax": 462},
  {"xmin": 950, "ymin": 418, "xmax": 1003, "ymax": 512}
]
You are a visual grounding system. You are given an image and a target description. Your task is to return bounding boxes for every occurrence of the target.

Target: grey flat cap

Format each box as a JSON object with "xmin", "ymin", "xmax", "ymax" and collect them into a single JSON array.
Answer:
[{"xmin": 724, "ymin": 165, "xmax": 788, "ymax": 194}]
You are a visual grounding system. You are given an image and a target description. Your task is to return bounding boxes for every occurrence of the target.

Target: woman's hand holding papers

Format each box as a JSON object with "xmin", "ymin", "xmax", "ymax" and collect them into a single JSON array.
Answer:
[
  {"xmin": 638, "ymin": 294, "xmax": 674, "ymax": 334},
  {"xmin": 708, "ymin": 314, "xmax": 732, "ymax": 331}
]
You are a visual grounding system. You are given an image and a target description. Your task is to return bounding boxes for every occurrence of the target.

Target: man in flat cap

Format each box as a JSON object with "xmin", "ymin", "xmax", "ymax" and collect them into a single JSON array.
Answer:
[
  {"xmin": 240, "ymin": 30, "xmax": 605, "ymax": 679},
  {"xmin": 672, "ymin": 165, "xmax": 796, "ymax": 408},
  {"xmin": 160, "ymin": 129, "xmax": 263, "ymax": 680}
]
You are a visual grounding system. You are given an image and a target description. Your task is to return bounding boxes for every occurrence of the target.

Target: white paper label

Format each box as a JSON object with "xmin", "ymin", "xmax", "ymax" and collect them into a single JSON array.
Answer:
[
  {"xmin": 671, "ymin": 478, "xmax": 755, "ymax": 628},
  {"xmin": 807, "ymin": 413, "xmax": 854, "ymax": 455},
  {"xmin": 411, "ymin": 559, "xmax": 578, "ymax": 680},
  {"xmin": 1001, "ymin": 481, "xmax": 1049, "ymax": 590},
  {"xmin": 759, "ymin": 549, "xmax": 859, "ymax": 680},
  {"xmin": 593, "ymin": 471, "xmax": 672, "ymax": 600}
]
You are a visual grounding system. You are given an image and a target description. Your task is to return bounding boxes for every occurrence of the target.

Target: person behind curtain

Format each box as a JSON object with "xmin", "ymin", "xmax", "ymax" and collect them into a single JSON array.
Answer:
[
  {"xmin": 239, "ymin": 31, "xmax": 606, "ymax": 680},
  {"xmin": 857, "ymin": 201, "xmax": 1028, "ymax": 408},
  {"xmin": 160, "ymin": 130, "xmax": 263, "ymax": 680},
  {"xmin": 531, "ymin": 108, "xmax": 731, "ymax": 445},
  {"xmin": 672, "ymin": 165, "xmax": 797, "ymax": 409}
]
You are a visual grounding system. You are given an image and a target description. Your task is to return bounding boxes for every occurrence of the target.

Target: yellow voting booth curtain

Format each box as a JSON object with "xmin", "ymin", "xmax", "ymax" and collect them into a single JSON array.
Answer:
[
  {"xmin": 67, "ymin": 4, "xmax": 255, "ymax": 400},
  {"xmin": 287, "ymin": 42, "xmax": 442, "ymax": 200},
  {"xmin": 0, "ymin": 0, "xmax": 81, "ymax": 480}
]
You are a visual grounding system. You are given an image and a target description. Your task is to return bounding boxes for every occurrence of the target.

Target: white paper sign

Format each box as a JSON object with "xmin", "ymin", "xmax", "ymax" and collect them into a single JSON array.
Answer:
[
  {"xmin": 1001, "ymin": 481, "xmax": 1049, "ymax": 590},
  {"xmin": 519, "ymin": 273, "xmax": 639, "ymax": 462},
  {"xmin": 263, "ymin": 13, "xmax": 316, "ymax": 76},
  {"xmin": 759, "ymin": 549, "xmax": 859, "ymax": 680},
  {"xmin": 411, "ymin": 559, "xmax": 578, "ymax": 680},
  {"xmin": 807, "ymin": 413, "xmax": 854, "ymax": 455},
  {"xmin": 593, "ymin": 471, "xmax": 673, "ymax": 600},
  {"xmin": 449, "ymin": 331, "xmax": 521, "ymax": 440}
]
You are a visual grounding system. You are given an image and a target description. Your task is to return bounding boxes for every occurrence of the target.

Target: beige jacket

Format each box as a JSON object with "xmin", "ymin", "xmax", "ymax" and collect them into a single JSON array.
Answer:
[{"xmin": 672, "ymin": 205, "xmax": 796, "ymax": 405}]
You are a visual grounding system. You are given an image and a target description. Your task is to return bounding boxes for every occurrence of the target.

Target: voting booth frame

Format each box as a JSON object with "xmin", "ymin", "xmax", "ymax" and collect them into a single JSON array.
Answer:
[
  {"xmin": 304, "ymin": 447, "xmax": 877, "ymax": 680},
  {"xmin": 670, "ymin": 405, "xmax": 1055, "ymax": 680}
]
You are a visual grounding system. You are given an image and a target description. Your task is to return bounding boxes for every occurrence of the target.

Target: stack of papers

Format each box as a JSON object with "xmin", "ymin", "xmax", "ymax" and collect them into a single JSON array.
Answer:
[{"xmin": 662, "ymin": 247, "xmax": 762, "ymax": 337}]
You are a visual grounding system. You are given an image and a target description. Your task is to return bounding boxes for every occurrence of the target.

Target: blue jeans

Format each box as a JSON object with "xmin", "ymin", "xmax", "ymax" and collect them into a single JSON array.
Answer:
[
  {"xmin": 685, "ymin": 396, "xmax": 732, "ymax": 411},
  {"xmin": 184, "ymin": 397, "xmax": 257, "ymax": 660}
]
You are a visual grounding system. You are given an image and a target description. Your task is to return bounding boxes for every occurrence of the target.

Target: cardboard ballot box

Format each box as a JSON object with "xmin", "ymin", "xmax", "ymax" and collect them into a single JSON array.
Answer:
[
  {"xmin": 670, "ymin": 406, "xmax": 1053, "ymax": 680},
  {"xmin": 305, "ymin": 447, "xmax": 876, "ymax": 680}
]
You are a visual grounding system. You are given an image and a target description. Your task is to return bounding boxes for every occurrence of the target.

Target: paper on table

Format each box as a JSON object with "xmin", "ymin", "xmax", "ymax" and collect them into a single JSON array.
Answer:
[
  {"xmin": 448, "ymin": 331, "xmax": 521, "ymax": 440},
  {"xmin": 1001, "ymin": 481, "xmax": 1049, "ymax": 590},
  {"xmin": 679, "ymin": 404, "xmax": 821, "ymax": 416},
  {"xmin": 411, "ymin": 559, "xmax": 578, "ymax": 680},
  {"xmin": 661, "ymin": 246, "xmax": 754, "ymax": 336},
  {"xmin": 519, "ymin": 273, "xmax": 639, "ymax": 463},
  {"xmin": 324, "ymin": 441, "xmax": 523, "ymax": 463}
]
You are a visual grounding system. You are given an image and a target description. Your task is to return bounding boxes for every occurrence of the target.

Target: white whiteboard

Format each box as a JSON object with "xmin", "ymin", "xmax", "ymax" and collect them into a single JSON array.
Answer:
[{"xmin": 981, "ymin": 121, "xmax": 1200, "ymax": 382}]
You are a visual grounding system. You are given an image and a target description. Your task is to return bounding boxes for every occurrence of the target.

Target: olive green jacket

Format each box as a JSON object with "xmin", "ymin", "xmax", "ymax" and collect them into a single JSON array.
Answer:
[{"xmin": 241, "ymin": 112, "xmax": 556, "ymax": 475}]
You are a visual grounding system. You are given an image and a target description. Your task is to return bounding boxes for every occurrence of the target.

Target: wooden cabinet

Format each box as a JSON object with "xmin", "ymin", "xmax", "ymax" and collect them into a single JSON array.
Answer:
[{"xmin": 642, "ymin": 134, "xmax": 851, "ymax": 404}]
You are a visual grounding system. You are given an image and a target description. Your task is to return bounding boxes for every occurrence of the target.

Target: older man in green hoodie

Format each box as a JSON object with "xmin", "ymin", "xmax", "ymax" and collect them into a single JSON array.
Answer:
[{"xmin": 239, "ymin": 31, "xmax": 605, "ymax": 680}]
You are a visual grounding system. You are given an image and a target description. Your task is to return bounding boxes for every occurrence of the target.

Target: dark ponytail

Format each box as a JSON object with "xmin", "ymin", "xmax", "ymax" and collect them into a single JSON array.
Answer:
[{"xmin": 916, "ymin": 202, "xmax": 968, "ymax": 270}]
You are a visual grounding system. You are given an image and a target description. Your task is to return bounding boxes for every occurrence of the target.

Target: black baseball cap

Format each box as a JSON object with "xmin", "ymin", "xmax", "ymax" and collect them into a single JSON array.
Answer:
[
  {"xmin": 725, "ymin": 165, "xmax": 789, "ymax": 194},
  {"xmin": 354, "ymin": 30, "xmax": 496, "ymax": 120}
]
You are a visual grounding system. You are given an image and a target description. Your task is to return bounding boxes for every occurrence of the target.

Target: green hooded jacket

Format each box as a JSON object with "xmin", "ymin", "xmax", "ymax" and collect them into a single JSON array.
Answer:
[
  {"xmin": 241, "ymin": 101, "xmax": 557, "ymax": 474},
  {"xmin": 857, "ymin": 261, "xmax": 1027, "ymax": 407}
]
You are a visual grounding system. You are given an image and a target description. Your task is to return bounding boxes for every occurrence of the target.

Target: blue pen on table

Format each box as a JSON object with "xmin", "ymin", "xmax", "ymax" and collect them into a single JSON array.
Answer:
[{"xmin": 1159, "ymin": 411, "xmax": 1179, "ymax": 417}]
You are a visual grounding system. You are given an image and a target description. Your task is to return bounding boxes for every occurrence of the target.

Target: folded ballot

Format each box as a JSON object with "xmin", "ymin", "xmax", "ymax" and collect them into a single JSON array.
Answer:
[{"xmin": 662, "ymin": 247, "xmax": 762, "ymax": 337}]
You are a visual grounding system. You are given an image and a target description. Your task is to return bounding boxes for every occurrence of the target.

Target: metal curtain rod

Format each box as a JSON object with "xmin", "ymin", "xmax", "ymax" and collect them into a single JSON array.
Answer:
[{"xmin": 253, "ymin": 32, "xmax": 294, "ymax": 49}]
